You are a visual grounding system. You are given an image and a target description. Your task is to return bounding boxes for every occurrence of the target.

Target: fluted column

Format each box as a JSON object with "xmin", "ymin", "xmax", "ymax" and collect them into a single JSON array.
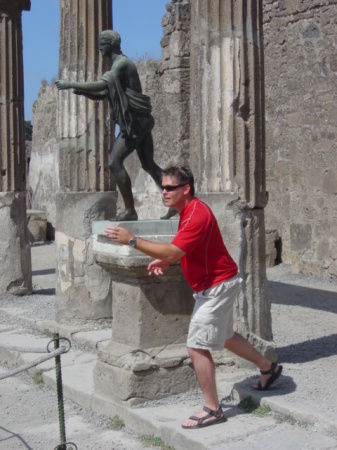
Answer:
[
  {"xmin": 190, "ymin": 1, "xmax": 274, "ymax": 355},
  {"xmin": 55, "ymin": 0, "xmax": 116, "ymax": 321},
  {"xmin": 191, "ymin": 0, "xmax": 266, "ymax": 205},
  {"xmin": 0, "ymin": 0, "xmax": 32, "ymax": 295},
  {"xmin": 58, "ymin": 0, "xmax": 114, "ymax": 191}
]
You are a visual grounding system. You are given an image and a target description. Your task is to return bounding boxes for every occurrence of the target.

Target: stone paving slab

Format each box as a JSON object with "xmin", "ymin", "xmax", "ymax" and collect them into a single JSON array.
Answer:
[
  {"xmin": 72, "ymin": 328, "xmax": 112, "ymax": 351},
  {"xmin": 43, "ymin": 361, "xmax": 96, "ymax": 410}
]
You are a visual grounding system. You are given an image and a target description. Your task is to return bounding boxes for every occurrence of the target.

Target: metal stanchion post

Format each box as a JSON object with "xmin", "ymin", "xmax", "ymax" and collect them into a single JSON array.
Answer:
[{"xmin": 54, "ymin": 333, "xmax": 67, "ymax": 450}]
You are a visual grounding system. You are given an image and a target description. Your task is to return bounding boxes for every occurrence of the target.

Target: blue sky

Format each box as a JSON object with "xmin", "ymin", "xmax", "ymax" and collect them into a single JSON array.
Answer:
[{"xmin": 22, "ymin": 0, "xmax": 167, "ymax": 121}]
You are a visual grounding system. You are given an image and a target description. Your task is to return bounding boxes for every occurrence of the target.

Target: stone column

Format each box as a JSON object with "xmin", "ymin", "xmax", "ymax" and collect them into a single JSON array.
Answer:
[
  {"xmin": 0, "ymin": 0, "xmax": 32, "ymax": 295},
  {"xmin": 190, "ymin": 0, "xmax": 274, "ymax": 356},
  {"xmin": 55, "ymin": 0, "xmax": 116, "ymax": 321}
]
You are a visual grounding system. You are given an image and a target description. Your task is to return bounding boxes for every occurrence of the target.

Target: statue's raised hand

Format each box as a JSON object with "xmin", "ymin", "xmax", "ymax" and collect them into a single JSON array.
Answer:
[{"xmin": 55, "ymin": 80, "xmax": 72, "ymax": 90}]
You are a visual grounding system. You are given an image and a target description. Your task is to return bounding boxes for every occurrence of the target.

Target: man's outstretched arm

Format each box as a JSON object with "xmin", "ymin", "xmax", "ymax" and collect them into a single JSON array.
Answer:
[{"xmin": 104, "ymin": 226, "xmax": 185, "ymax": 263}]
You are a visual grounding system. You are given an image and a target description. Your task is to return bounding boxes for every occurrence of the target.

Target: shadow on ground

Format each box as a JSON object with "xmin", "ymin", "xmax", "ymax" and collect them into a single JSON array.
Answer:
[
  {"xmin": 32, "ymin": 269, "xmax": 56, "ymax": 277},
  {"xmin": 232, "ymin": 374, "xmax": 296, "ymax": 399},
  {"xmin": 268, "ymin": 281, "xmax": 337, "ymax": 314},
  {"xmin": 0, "ymin": 426, "xmax": 33, "ymax": 450},
  {"xmin": 277, "ymin": 333, "xmax": 337, "ymax": 364},
  {"xmin": 32, "ymin": 288, "xmax": 55, "ymax": 295}
]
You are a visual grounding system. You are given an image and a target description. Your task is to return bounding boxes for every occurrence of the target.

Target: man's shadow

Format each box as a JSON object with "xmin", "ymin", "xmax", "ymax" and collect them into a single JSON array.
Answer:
[
  {"xmin": 226, "ymin": 281, "xmax": 337, "ymax": 402},
  {"xmin": 219, "ymin": 373, "xmax": 296, "ymax": 419},
  {"xmin": 230, "ymin": 372, "xmax": 296, "ymax": 402}
]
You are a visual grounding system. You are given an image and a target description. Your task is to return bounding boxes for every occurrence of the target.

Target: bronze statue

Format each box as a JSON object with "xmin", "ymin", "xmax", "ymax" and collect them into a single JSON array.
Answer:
[{"xmin": 56, "ymin": 30, "xmax": 174, "ymax": 221}]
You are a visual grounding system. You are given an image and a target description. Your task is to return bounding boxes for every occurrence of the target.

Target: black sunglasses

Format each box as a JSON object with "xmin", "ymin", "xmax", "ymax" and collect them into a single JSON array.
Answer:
[{"xmin": 161, "ymin": 184, "xmax": 187, "ymax": 192}]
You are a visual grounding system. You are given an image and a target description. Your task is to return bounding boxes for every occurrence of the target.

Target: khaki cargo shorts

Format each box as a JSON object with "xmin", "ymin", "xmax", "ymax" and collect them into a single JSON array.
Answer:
[{"xmin": 187, "ymin": 274, "xmax": 242, "ymax": 351}]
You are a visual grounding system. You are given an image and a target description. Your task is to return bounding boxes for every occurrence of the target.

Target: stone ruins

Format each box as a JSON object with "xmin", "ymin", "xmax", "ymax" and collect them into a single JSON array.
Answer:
[
  {"xmin": 26, "ymin": 0, "xmax": 337, "ymax": 281},
  {"xmin": 1, "ymin": 0, "xmax": 336, "ymax": 404}
]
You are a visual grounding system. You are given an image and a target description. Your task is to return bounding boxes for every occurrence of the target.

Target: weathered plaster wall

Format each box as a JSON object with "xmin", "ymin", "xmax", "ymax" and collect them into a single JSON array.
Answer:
[{"xmin": 263, "ymin": 0, "xmax": 337, "ymax": 278}]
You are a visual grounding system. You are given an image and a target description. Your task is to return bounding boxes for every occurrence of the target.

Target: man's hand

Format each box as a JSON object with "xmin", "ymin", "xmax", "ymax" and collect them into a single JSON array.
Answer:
[
  {"xmin": 105, "ymin": 226, "xmax": 133, "ymax": 245},
  {"xmin": 148, "ymin": 259, "xmax": 171, "ymax": 276}
]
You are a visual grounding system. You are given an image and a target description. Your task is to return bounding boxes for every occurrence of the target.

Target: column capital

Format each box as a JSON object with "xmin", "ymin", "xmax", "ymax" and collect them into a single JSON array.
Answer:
[{"xmin": 0, "ymin": 0, "xmax": 31, "ymax": 15}]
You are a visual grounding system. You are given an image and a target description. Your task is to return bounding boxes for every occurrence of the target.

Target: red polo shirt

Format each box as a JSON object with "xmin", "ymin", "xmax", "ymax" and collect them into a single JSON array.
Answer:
[{"xmin": 171, "ymin": 198, "xmax": 238, "ymax": 292}]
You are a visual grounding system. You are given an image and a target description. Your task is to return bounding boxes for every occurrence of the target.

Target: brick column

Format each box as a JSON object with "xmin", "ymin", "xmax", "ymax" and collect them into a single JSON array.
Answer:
[
  {"xmin": 0, "ymin": 0, "xmax": 32, "ymax": 295},
  {"xmin": 190, "ymin": 0, "xmax": 274, "ymax": 356},
  {"xmin": 55, "ymin": 0, "xmax": 116, "ymax": 321}
]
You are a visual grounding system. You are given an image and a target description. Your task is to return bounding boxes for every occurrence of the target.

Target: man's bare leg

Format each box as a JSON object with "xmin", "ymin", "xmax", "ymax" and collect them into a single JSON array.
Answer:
[
  {"xmin": 182, "ymin": 347, "xmax": 224, "ymax": 428},
  {"xmin": 225, "ymin": 332, "xmax": 281, "ymax": 388}
]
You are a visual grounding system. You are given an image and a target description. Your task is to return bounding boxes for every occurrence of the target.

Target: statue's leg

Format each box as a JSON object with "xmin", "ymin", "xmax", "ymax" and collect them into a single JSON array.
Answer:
[
  {"xmin": 136, "ymin": 132, "xmax": 162, "ymax": 186},
  {"xmin": 108, "ymin": 134, "xmax": 138, "ymax": 221}
]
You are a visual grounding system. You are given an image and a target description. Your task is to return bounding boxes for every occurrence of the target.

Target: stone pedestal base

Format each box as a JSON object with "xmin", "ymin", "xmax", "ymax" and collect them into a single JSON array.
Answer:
[
  {"xmin": 94, "ymin": 342, "xmax": 198, "ymax": 406},
  {"xmin": 55, "ymin": 192, "xmax": 117, "ymax": 322},
  {"xmin": 0, "ymin": 192, "xmax": 32, "ymax": 296},
  {"xmin": 92, "ymin": 220, "xmax": 197, "ymax": 404}
]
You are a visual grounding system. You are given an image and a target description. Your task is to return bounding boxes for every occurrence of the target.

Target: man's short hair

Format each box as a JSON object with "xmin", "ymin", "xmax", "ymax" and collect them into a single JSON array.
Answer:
[
  {"xmin": 162, "ymin": 165, "xmax": 195, "ymax": 196},
  {"xmin": 99, "ymin": 30, "xmax": 121, "ymax": 51}
]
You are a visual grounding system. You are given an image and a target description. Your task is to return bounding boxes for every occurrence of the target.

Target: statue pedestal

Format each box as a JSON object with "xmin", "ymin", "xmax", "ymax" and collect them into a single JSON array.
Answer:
[
  {"xmin": 92, "ymin": 220, "xmax": 198, "ymax": 405},
  {"xmin": 55, "ymin": 192, "xmax": 117, "ymax": 322}
]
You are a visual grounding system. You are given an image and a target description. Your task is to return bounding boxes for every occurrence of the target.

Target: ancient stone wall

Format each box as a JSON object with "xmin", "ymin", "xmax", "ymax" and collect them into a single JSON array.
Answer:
[{"xmin": 263, "ymin": 0, "xmax": 337, "ymax": 278}]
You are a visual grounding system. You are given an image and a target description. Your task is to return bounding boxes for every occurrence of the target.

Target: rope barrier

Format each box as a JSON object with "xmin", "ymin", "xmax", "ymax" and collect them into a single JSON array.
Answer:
[
  {"xmin": 0, "ymin": 347, "xmax": 67, "ymax": 380},
  {"xmin": 0, "ymin": 334, "xmax": 77, "ymax": 449},
  {"xmin": 0, "ymin": 343, "xmax": 50, "ymax": 353}
]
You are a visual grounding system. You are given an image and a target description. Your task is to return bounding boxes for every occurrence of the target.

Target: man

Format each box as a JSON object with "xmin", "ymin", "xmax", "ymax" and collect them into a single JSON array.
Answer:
[
  {"xmin": 56, "ymin": 30, "xmax": 172, "ymax": 221},
  {"xmin": 105, "ymin": 165, "xmax": 283, "ymax": 429}
]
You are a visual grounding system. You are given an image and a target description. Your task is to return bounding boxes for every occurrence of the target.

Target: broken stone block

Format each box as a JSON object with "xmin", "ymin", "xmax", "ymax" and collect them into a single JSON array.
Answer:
[
  {"xmin": 94, "ymin": 359, "xmax": 197, "ymax": 406},
  {"xmin": 27, "ymin": 209, "xmax": 47, "ymax": 243}
]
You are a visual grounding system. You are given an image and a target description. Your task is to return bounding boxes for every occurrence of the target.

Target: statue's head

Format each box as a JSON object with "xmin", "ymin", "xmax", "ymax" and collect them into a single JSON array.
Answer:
[{"xmin": 99, "ymin": 30, "xmax": 121, "ymax": 52}]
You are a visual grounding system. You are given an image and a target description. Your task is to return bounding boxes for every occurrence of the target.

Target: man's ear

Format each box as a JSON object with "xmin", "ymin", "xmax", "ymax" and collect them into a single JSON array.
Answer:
[{"xmin": 183, "ymin": 184, "xmax": 191, "ymax": 195}]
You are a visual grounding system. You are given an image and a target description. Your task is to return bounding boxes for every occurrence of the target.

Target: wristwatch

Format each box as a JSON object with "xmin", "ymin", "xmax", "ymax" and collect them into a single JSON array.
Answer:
[{"xmin": 129, "ymin": 235, "xmax": 137, "ymax": 248}]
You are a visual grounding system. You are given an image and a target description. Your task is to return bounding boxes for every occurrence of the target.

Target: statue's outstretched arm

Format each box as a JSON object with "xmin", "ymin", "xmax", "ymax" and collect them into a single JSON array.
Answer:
[
  {"xmin": 55, "ymin": 79, "xmax": 107, "ymax": 94},
  {"xmin": 73, "ymin": 90, "xmax": 106, "ymax": 101}
]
